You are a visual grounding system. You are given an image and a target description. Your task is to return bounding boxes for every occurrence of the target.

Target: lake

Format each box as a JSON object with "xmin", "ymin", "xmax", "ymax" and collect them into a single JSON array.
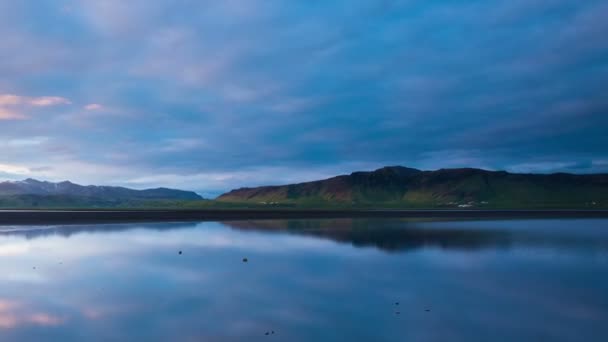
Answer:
[{"xmin": 0, "ymin": 218, "xmax": 607, "ymax": 341}]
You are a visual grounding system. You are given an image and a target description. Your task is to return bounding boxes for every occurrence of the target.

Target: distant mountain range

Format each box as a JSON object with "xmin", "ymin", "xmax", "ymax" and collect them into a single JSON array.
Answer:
[
  {"xmin": 2, "ymin": 166, "xmax": 608, "ymax": 209},
  {"xmin": 217, "ymin": 166, "xmax": 608, "ymax": 208},
  {"xmin": 0, "ymin": 178, "xmax": 202, "ymax": 208}
]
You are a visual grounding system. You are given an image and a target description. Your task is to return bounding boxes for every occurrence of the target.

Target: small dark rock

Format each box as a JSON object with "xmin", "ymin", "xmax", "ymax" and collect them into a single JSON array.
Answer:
[
  {"xmin": 425, "ymin": 309, "xmax": 431, "ymax": 312},
  {"xmin": 265, "ymin": 332, "xmax": 269, "ymax": 335},
  {"xmin": 271, "ymin": 331, "xmax": 275, "ymax": 334},
  {"xmin": 178, "ymin": 251, "xmax": 183, "ymax": 255},
  {"xmin": 395, "ymin": 311, "xmax": 400, "ymax": 315},
  {"xmin": 395, "ymin": 302, "xmax": 399, "ymax": 305},
  {"xmin": 243, "ymin": 258, "xmax": 248, "ymax": 262}
]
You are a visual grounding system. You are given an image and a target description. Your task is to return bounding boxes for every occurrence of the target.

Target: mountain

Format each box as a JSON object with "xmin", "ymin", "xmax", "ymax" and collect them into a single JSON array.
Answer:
[
  {"xmin": 0, "ymin": 178, "xmax": 202, "ymax": 207},
  {"xmin": 217, "ymin": 166, "xmax": 608, "ymax": 208}
]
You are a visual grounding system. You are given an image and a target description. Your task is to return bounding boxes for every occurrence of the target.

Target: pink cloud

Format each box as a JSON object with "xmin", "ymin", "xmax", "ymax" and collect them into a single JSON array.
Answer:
[
  {"xmin": 84, "ymin": 103, "xmax": 103, "ymax": 110},
  {"xmin": 0, "ymin": 94, "xmax": 22, "ymax": 106},
  {"xmin": 0, "ymin": 93, "xmax": 71, "ymax": 120},
  {"xmin": 0, "ymin": 108, "xmax": 27, "ymax": 120},
  {"xmin": 29, "ymin": 96, "xmax": 71, "ymax": 107},
  {"xmin": 0, "ymin": 94, "xmax": 71, "ymax": 107}
]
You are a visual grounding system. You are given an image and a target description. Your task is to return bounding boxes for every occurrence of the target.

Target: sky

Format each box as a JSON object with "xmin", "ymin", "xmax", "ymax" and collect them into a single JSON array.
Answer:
[{"xmin": 0, "ymin": 0, "xmax": 607, "ymax": 197}]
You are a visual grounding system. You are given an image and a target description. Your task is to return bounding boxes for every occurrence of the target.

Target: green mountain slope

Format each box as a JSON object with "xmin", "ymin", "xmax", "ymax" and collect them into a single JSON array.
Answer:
[{"xmin": 217, "ymin": 166, "xmax": 608, "ymax": 208}]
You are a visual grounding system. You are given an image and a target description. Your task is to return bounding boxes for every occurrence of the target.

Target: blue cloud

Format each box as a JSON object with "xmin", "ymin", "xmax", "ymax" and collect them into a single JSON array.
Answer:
[{"xmin": 0, "ymin": 0, "xmax": 607, "ymax": 194}]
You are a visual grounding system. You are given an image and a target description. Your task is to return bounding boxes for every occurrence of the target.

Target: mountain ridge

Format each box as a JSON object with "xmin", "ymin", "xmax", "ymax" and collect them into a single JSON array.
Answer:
[
  {"xmin": 217, "ymin": 166, "xmax": 608, "ymax": 208},
  {"xmin": 0, "ymin": 178, "xmax": 203, "ymax": 201}
]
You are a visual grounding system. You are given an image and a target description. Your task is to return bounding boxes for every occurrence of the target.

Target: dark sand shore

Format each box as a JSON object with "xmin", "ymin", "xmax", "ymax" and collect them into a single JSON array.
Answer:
[{"xmin": 0, "ymin": 209, "xmax": 607, "ymax": 225}]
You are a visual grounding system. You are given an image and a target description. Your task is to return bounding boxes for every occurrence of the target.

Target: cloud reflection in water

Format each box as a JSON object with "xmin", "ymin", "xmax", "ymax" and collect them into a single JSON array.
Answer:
[{"xmin": 0, "ymin": 219, "xmax": 606, "ymax": 341}]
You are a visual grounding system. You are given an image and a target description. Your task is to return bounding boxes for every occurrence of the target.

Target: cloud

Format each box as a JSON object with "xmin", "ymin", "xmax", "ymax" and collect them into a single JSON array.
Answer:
[
  {"xmin": 29, "ymin": 96, "xmax": 71, "ymax": 107},
  {"xmin": 0, "ymin": 94, "xmax": 70, "ymax": 107},
  {"xmin": 0, "ymin": 95, "xmax": 22, "ymax": 106},
  {"xmin": 0, "ymin": 94, "xmax": 71, "ymax": 120},
  {"xmin": 28, "ymin": 166, "xmax": 53, "ymax": 172},
  {"xmin": 160, "ymin": 138, "xmax": 207, "ymax": 153},
  {"xmin": 84, "ymin": 103, "xmax": 103, "ymax": 111},
  {"xmin": 0, "ymin": 163, "xmax": 30, "ymax": 176},
  {"xmin": 0, "ymin": 1, "xmax": 606, "ymax": 191},
  {"xmin": 5, "ymin": 137, "xmax": 49, "ymax": 147},
  {"xmin": 0, "ymin": 108, "xmax": 26, "ymax": 120}
]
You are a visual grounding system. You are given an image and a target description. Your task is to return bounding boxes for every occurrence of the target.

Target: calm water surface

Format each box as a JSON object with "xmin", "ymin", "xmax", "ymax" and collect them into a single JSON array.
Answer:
[{"xmin": 0, "ymin": 218, "xmax": 607, "ymax": 341}]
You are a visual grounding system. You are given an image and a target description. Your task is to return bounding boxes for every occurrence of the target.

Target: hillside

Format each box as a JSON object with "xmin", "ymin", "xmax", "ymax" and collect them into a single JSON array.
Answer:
[
  {"xmin": 217, "ymin": 166, "xmax": 608, "ymax": 208},
  {"xmin": 0, "ymin": 179, "xmax": 202, "ymax": 208}
]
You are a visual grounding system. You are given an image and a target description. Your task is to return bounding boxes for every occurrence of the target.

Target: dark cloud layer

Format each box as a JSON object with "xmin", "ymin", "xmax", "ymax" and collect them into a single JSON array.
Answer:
[{"xmin": 0, "ymin": 0, "xmax": 607, "ymax": 195}]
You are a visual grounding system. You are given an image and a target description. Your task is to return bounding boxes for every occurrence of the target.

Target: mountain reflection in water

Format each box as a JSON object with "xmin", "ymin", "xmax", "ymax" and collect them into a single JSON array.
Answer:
[
  {"xmin": 0, "ymin": 218, "xmax": 607, "ymax": 341},
  {"xmin": 2, "ymin": 218, "xmax": 607, "ymax": 254}
]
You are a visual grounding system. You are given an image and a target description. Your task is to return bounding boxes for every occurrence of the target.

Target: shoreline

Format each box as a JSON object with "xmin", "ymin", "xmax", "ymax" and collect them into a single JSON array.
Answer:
[{"xmin": 1, "ymin": 209, "xmax": 608, "ymax": 225}]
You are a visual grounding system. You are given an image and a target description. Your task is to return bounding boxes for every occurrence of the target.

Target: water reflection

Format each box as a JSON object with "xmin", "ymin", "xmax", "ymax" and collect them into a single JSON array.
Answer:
[
  {"xmin": 3, "ymin": 218, "xmax": 608, "ymax": 254},
  {"xmin": 223, "ymin": 219, "xmax": 514, "ymax": 252},
  {"xmin": 0, "ymin": 299, "xmax": 64, "ymax": 329},
  {"xmin": 0, "ymin": 219, "xmax": 606, "ymax": 341},
  {"xmin": 0, "ymin": 222, "xmax": 197, "ymax": 239},
  {"xmin": 224, "ymin": 219, "xmax": 608, "ymax": 254}
]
